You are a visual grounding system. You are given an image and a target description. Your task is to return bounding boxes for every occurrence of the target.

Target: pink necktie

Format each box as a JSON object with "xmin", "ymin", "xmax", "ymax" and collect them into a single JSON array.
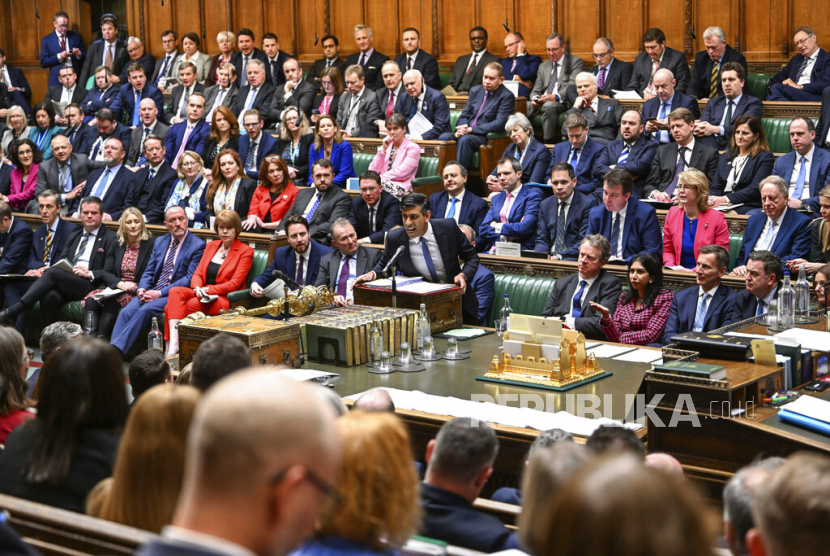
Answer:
[
  {"xmin": 172, "ymin": 124, "xmax": 194, "ymax": 169},
  {"xmin": 499, "ymin": 192, "xmax": 513, "ymax": 224},
  {"xmin": 471, "ymin": 91, "xmax": 490, "ymax": 128}
]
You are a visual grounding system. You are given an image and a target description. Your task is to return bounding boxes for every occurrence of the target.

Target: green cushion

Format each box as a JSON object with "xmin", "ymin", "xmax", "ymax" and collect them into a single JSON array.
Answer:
[
  {"xmin": 763, "ymin": 118, "xmax": 795, "ymax": 153},
  {"xmin": 747, "ymin": 73, "xmax": 773, "ymax": 101},
  {"xmin": 450, "ymin": 110, "xmax": 462, "ymax": 132},
  {"xmin": 729, "ymin": 234, "xmax": 743, "ymax": 271},
  {"xmin": 352, "ymin": 152, "xmax": 442, "ymax": 184},
  {"xmin": 486, "ymin": 274, "xmax": 557, "ymax": 328},
  {"xmin": 440, "ymin": 73, "xmax": 451, "ymax": 89},
  {"xmin": 353, "ymin": 153, "xmax": 374, "ymax": 176}
]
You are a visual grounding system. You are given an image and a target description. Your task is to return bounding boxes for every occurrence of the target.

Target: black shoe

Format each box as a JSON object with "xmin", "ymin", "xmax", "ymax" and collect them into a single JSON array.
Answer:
[
  {"xmin": 82, "ymin": 311, "xmax": 99, "ymax": 336},
  {"xmin": 0, "ymin": 308, "xmax": 12, "ymax": 325},
  {"xmin": 97, "ymin": 313, "xmax": 117, "ymax": 340}
]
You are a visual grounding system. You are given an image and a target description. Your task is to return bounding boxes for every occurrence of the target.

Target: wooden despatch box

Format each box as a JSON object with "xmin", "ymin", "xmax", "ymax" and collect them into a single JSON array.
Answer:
[
  {"xmin": 177, "ymin": 314, "xmax": 301, "ymax": 368},
  {"xmin": 353, "ymin": 286, "xmax": 463, "ymax": 333}
]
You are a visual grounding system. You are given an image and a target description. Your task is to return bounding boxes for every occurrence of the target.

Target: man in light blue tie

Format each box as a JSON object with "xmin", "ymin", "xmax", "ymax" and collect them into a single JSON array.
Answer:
[
  {"xmin": 772, "ymin": 117, "xmax": 830, "ymax": 212},
  {"xmin": 643, "ymin": 69, "xmax": 700, "ymax": 144},
  {"xmin": 68, "ymin": 137, "xmax": 134, "ymax": 221}
]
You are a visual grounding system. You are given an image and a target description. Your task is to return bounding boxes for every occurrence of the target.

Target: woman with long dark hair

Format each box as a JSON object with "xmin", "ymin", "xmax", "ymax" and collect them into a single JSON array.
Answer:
[
  {"xmin": 0, "ymin": 327, "xmax": 33, "ymax": 444},
  {"xmin": 200, "ymin": 105, "xmax": 239, "ymax": 171},
  {"xmin": 3, "ymin": 138, "xmax": 42, "ymax": 212},
  {"xmin": 206, "ymin": 149, "xmax": 256, "ymax": 222}
]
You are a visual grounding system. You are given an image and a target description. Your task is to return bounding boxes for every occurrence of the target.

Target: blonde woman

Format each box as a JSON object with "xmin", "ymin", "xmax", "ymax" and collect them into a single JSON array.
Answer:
[
  {"xmin": 206, "ymin": 31, "xmax": 236, "ymax": 87},
  {"xmin": 165, "ymin": 151, "xmax": 209, "ymax": 228}
]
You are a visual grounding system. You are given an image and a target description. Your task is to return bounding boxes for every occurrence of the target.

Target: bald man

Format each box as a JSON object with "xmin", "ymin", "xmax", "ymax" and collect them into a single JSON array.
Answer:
[{"xmin": 136, "ymin": 369, "xmax": 342, "ymax": 556}]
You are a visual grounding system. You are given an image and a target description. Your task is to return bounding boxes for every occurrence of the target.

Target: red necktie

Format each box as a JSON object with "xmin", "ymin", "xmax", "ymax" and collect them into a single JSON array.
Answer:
[
  {"xmin": 467, "ymin": 53, "xmax": 478, "ymax": 74},
  {"xmin": 60, "ymin": 35, "xmax": 66, "ymax": 52},
  {"xmin": 386, "ymin": 91, "xmax": 395, "ymax": 118}
]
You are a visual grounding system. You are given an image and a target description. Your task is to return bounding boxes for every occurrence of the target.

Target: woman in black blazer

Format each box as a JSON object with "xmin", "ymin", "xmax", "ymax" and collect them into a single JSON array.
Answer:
[
  {"xmin": 486, "ymin": 113, "xmax": 552, "ymax": 193},
  {"xmin": 206, "ymin": 149, "xmax": 256, "ymax": 223},
  {"xmin": 200, "ymin": 105, "xmax": 240, "ymax": 171},
  {"xmin": 275, "ymin": 107, "xmax": 315, "ymax": 186},
  {"xmin": 708, "ymin": 114, "xmax": 775, "ymax": 214},
  {"xmin": 81, "ymin": 207, "xmax": 155, "ymax": 339}
]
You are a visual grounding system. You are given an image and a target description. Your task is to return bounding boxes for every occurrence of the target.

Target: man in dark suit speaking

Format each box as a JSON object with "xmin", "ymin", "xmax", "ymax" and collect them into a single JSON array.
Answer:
[
  {"xmin": 541, "ymin": 234, "xmax": 622, "ymax": 341},
  {"xmin": 315, "ymin": 219, "xmax": 382, "ymax": 307},
  {"xmin": 355, "ymin": 193, "xmax": 481, "ymax": 325}
]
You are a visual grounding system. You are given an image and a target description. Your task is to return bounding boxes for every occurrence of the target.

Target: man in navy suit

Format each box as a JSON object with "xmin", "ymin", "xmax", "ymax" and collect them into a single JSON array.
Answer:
[
  {"xmin": 262, "ymin": 33, "xmax": 291, "ymax": 88},
  {"xmin": 535, "ymin": 162, "xmax": 596, "ymax": 259},
  {"xmin": 627, "ymin": 27, "xmax": 691, "ymax": 96},
  {"xmin": 110, "ymin": 206, "xmax": 205, "ymax": 355},
  {"xmin": 164, "ymin": 63, "xmax": 207, "ymax": 125},
  {"xmin": 126, "ymin": 135, "xmax": 177, "ymax": 224},
  {"xmin": 429, "ymin": 162, "xmax": 489, "ymax": 251},
  {"xmin": 110, "ymin": 62, "xmax": 164, "ymax": 125},
  {"xmin": 401, "ymin": 69, "xmax": 450, "ymax": 140},
  {"xmin": 642, "ymin": 69, "xmax": 700, "ymax": 144},
  {"xmin": 349, "ymin": 171, "xmax": 401, "ymax": 244},
  {"xmin": 768, "ymin": 26, "xmax": 830, "ymax": 102},
  {"xmin": 438, "ymin": 62, "xmax": 516, "ymax": 169},
  {"xmin": 25, "ymin": 190, "xmax": 72, "ymax": 277},
  {"xmin": 375, "ymin": 62, "xmax": 408, "ymax": 132},
  {"xmin": 732, "ymin": 176, "xmax": 812, "ymax": 275},
  {"xmin": 87, "ymin": 108, "xmax": 132, "ymax": 161},
  {"xmin": 395, "ymin": 28, "xmax": 440, "ymax": 90},
  {"xmin": 151, "ymin": 30, "xmax": 180, "ymax": 91},
  {"xmin": 694, "ymin": 62, "xmax": 763, "ymax": 150},
  {"xmin": 734, "ymin": 250, "xmax": 781, "ymax": 319},
  {"xmin": 345, "ymin": 25, "xmax": 390, "ymax": 91},
  {"xmin": 60, "ymin": 104, "xmax": 95, "ymax": 155},
  {"xmin": 231, "ymin": 28, "xmax": 271, "ymax": 89},
  {"xmin": 773, "ymin": 117, "xmax": 830, "ymax": 212},
  {"xmin": 548, "ymin": 112, "xmax": 605, "ymax": 199},
  {"xmin": 501, "ymin": 32, "xmax": 542, "ymax": 99},
  {"xmin": 662, "ymin": 245, "xmax": 741, "ymax": 345},
  {"xmin": 687, "ymin": 26, "xmax": 748, "ymax": 99},
  {"xmin": 69, "ymin": 137, "xmax": 133, "ymax": 221},
  {"xmin": 79, "ymin": 66, "xmax": 118, "ymax": 124},
  {"xmin": 40, "ymin": 11, "xmax": 86, "ymax": 87},
  {"xmin": 817, "ymin": 85, "xmax": 830, "ymax": 152},
  {"xmin": 0, "ymin": 202, "xmax": 34, "ymax": 330},
  {"xmin": 118, "ymin": 37, "xmax": 156, "ymax": 85},
  {"xmin": 164, "ymin": 93, "xmax": 209, "ymax": 169},
  {"xmin": 230, "ymin": 59, "xmax": 275, "ymax": 123},
  {"xmin": 251, "ymin": 215, "xmax": 332, "ymax": 299},
  {"xmin": 588, "ymin": 38, "xmax": 633, "ymax": 98},
  {"xmin": 586, "ymin": 168, "xmax": 662, "ymax": 262},
  {"xmin": 459, "ymin": 224, "xmax": 494, "ymax": 325},
  {"xmin": 238, "ymin": 109, "xmax": 278, "ymax": 179},
  {"xmin": 0, "ymin": 48, "xmax": 32, "ymax": 113},
  {"xmin": 479, "ymin": 157, "xmax": 543, "ymax": 252},
  {"xmin": 563, "ymin": 72, "xmax": 622, "ymax": 145},
  {"xmin": 595, "ymin": 110, "xmax": 657, "ymax": 198},
  {"xmin": 315, "ymin": 219, "xmax": 382, "ymax": 307}
]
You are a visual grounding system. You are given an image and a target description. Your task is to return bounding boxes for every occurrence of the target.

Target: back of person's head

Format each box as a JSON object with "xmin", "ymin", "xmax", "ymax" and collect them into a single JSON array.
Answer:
[
  {"xmin": 585, "ymin": 425, "xmax": 644, "ymax": 459},
  {"xmin": 530, "ymin": 454, "xmax": 712, "ymax": 556},
  {"xmin": 426, "ymin": 418, "xmax": 498, "ymax": 490},
  {"xmin": 315, "ymin": 385, "xmax": 348, "ymax": 417},
  {"xmin": 174, "ymin": 369, "xmax": 342, "ymax": 555},
  {"xmin": 724, "ymin": 457, "xmax": 785, "ymax": 556},
  {"xmin": 529, "ymin": 428, "xmax": 574, "ymax": 455},
  {"xmin": 190, "ymin": 333, "xmax": 251, "ymax": 391},
  {"xmin": 748, "ymin": 453, "xmax": 830, "ymax": 556},
  {"xmin": 519, "ymin": 443, "xmax": 594, "ymax": 552},
  {"xmin": 39, "ymin": 321, "xmax": 82, "ymax": 363},
  {"xmin": 129, "ymin": 349, "xmax": 172, "ymax": 400},
  {"xmin": 317, "ymin": 411, "xmax": 420, "ymax": 549},
  {"xmin": 86, "ymin": 384, "xmax": 201, "ymax": 532},
  {"xmin": 644, "ymin": 452, "xmax": 685, "ymax": 484},
  {"xmin": 25, "ymin": 337, "xmax": 128, "ymax": 485},
  {"xmin": 353, "ymin": 387, "xmax": 395, "ymax": 412}
]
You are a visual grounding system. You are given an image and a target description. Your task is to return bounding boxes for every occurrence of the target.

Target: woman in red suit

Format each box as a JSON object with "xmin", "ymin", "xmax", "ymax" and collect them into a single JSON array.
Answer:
[
  {"xmin": 164, "ymin": 210, "xmax": 253, "ymax": 356},
  {"xmin": 242, "ymin": 155, "xmax": 298, "ymax": 233},
  {"xmin": 663, "ymin": 169, "xmax": 729, "ymax": 271}
]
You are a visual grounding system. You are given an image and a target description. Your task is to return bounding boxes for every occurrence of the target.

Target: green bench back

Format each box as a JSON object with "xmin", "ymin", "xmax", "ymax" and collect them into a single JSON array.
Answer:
[
  {"xmin": 352, "ymin": 153, "xmax": 441, "ymax": 184},
  {"xmin": 729, "ymin": 234, "xmax": 743, "ymax": 271},
  {"xmin": 440, "ymin": 73, "xmax": 451, "ymax": 89},
  {"xmin": 762, "ymin": 117, "xmax": 819, "ymax": 154},
  {"xmin": 486, "ymin": 274, "xmax": 558, "ymax": 328},
  {"xmin": 747, "ymin": 73, "xmax": 773, "ymax": 101}
]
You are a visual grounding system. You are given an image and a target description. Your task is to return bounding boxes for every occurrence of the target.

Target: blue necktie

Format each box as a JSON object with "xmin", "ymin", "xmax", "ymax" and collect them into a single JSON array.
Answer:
[
  {"xmin": 447, "ymin": 197, "xmax": 458, "ymax": 219},
  {"xmin": 617, "ymin": 144, "xmax": 630, "ymax": 165},
  {"xmin": 657, "ymin": 102, "xmax": 668, "ymax": 143},
  {"xmin": 155, "ymin": 55, "xmax": 171, "ymax": 86},
  {"xmin": 306, "ymin": 192, "xmax": 323, "ymax": 221},
  {"xmin": 91, "ymin": 168, "xmax": 112, "ymax": 198},
  {"xmin": 571, "ymin": 279, "xmax": 587, "ymax": 318},
  {"xmin": 756, "ymin": 299, "xmax": 766, "ymax": 316},
  {"xmin": 793, "ymin": 156, "xmax": 807, "ymax": 199},
  {"xmin": 245, "ymin": 87, "xmax": 257, "ymax": 110},
  {"xmin": 610, "ymin": 213, "xmax": 620, "ymax": 257},
  {"xmin": 569, "ymin": 147, "xmax": 580, "ymax": 170},
  {"xmin": 693, "ymin": 292, "xmax": 711, "ymax": 332},
  {"xmin": 132, "ymin": 90, "xmax": 141, "ymax": 126},
  {"xmin": 420, "ymin": 238, "xmax": 440, "ymax": 282}
]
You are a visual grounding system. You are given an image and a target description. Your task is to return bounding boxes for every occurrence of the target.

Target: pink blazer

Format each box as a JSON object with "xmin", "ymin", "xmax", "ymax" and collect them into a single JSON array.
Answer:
[
  {"xmin": 8, "ymin": 164, "xmax": 39, "ymax": 212},
  {"xmin": 368, "ymin": 137, "xmax": 420, "ymax": 191},
  {"xmin": 663, "ymin": 205, "xmax": 730, "ymax": 267}
]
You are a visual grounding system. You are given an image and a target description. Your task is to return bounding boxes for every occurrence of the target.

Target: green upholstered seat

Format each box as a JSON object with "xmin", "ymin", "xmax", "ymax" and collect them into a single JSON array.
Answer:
[
  {"xmin": 486, "ymin": 274, "xmax": 557, "ymax": 327},
  {"xmin": 227, "ymin": 250, "xmax": 270, "ymax": 303},
  {"xmin": 353, "ymin": 153, "xmax": 373, "ymax": 176},
  {"xmin": 729, "ymin": 234, "xmax": 743, "ymax": 271},
  {"xmin": 763, "ymin": 118, "xmax": 795, "ymax": 154},
  {"xmin": 440, "ymin": 73, "xmax": 451, "ymax": 89},
  {"xmin": 746, "ymin": 74, "xmax": 773, "ymax": 101}
]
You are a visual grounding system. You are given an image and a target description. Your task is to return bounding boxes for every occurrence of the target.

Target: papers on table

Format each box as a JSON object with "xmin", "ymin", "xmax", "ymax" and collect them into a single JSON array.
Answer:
[
  {"xmin": 408, "ymin": 111, "xmax": 434, "ymax": 137},
  {"xmin": 613, "ymin": 348, "xmax": 664, "ymax": 364},
  {"xmin": 442, "ymin": 328, "xmax": 487, "ymax": 339},
  {"xmin": 774, "ymin": 328, "xmax": 830, "ymax": 351},
  {"xmin": 364, "ymin": 276, "xmax": 423, "ymax": 289},
  {"xmin": 397, "ymin": 282, "xmax": 454, "ymax": 294},
  {"xmin": 713, "ymin": 203, "xmax": 745, "ymax": 212},
  {"xmin": 344, "ymin": 388, "xmax": 642, "ymax": 435},
  {"xmin": 781, "ymin": 395, "xmax": 830, "ymax": 424},
  {"xmin": 587, "ymin": 344, "xmax": 635, "ymax": 359},
  {"xmin": 276, "ymin": 369, "xmax": 340, "ymax": 383},
  {"xmin": 612, "ymin": 89, "xmax": 642, "ymax": 99}
]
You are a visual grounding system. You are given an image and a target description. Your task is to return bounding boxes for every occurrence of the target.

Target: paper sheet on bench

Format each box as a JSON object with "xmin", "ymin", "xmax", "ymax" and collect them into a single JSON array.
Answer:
[
  {"xmin": 774, "ymin": 328, "xmax": 830, "ymax": 351},
  {"xmin": 345, "ymin": 387, "xmax": 642, "ymax": 434},
  {"xmin": 612, "ymin": 89, "xmax": 642, "ymax": 99},
  {"xmin": 587, "ymin": 344, "xmax": 635, "ymax": 358},
  {"xmin": 276, "ymin": 369, "xmax": 339, "ymax": 382},
  {"xmin": 613, "ymin": 348, "xmax": 663, "ymax": 364},
  {"xmin": 408, "ymin": 112, "xmax": 434, "ymax": 137},
  {"xmin": 779, "ymin": 395, "xmax": 830, "ymax": 424},
  {"xmin": 398, "ymin": 282, "xmax": 454, "ymax": 294}
]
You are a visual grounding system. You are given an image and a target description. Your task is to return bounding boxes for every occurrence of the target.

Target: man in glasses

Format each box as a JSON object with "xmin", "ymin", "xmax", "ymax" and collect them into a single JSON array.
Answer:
[
  {"xmin": 135, "ymin": 369, "xmax": 342, "ymax": 556},
  {"xmin": 566, "ymin": 38, "xmax": 632, "ymax": 104},
  {"xmin": 768, "ymin": 25, "xmax": 830, "ymax": 102}
]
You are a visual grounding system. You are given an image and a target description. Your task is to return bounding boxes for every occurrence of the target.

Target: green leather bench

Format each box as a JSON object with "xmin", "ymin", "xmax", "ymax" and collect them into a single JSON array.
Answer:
[
  {"xmin": 747, "ymin": 73, "xmax": 773, "ymax": 101},
  {"xmin": 729, "ymin": 234, "xmax": 743, "ymax": 271},
  {"xmin": 485, "ymin": 274, "xmax": 557, "ymax": 328},
  {"xmin": 762, "ymin": 117, "xmax": 818, "ymax": 154},
  {"xmin": 351, "ymin": 153, "xmax": 442, "ymax": 188},
  {"xmin": 440, "ymin": 73, "xmax": 451, "ymax": 90},
  {"xmin": 448, "ymin": 110, "xmax": 511, "ymax": 172}
]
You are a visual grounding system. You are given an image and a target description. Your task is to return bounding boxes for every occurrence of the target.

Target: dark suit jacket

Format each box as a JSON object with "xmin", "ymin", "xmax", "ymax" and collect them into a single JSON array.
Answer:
[
  {"xmin": 151, "ymin": 52, "xmax": 179, "ymax": 85},
  {"xmin": 595, "ymin": 136, "xmax": 658, "ymax": 198},
  {"xmin": 238, "ymin": 132, "xmax": 279, "ymax": 179},
  {"xmin": 586, "ymin": 196, "xmax": 663, "ymax": 261},
  {"xmin": 541, "ymin": 270, "xmax": 623, "ymax": 340},
  {"xmin": 710, "ymin": 151, "xmax": 776, "ymax": 208},
  {"xmin": 0, "ymin": 217, "xmax": 34, "ymax": 275},
  {"xmin": 662, "ymin": 285, "xmax": 741, "ymax": 345},
  {"xmin": 163, "ymin": 82, "xmax": 207, "ymax": 124},
  {"xmin": 277, "ymin": 186, "xmax": 352, "ymax": 243},
  {"xmin": 2, "ymin": 65, "xmax": 31, "ymax": 112},
  {"xmin": 449, "ymin": 50, "xmax": 502, "ymax": 93},
  {"xmin": 429, "ymin": 190, "xmax": 489, "ymax": 249},
  {"xmin": 0, "ymin": 520, "xmax": 40, "ymax": 556},
  {"xmin": 768, "ymin": 48, "xmax": 830, "ymax": 96},
  {"xmin": 163, "ymin": 120, "xmax": 210, "ymax": 165},
  {"xmin": 734, "ymin": 285, "xmax": 779, "ymax": 320},
  {"xmin": 58, "ymin": 225, "xmax": 118, "ymax": 272},
  {"xmin": 315, "ymin": 245, "xmax": 382, "ymax": 290},
  {"xmin": 118, "ymin": 53, "xmax": 156, "ymax": 84},
  {"xmin": 628, "ymin": 47, "xmax": 692, "ymax": 94},
  {"xmin": 773, "ymin": 148, "xmax": 830, "ymax": 211},
  {"xmin": 269, "ymin": 79, "xmax": 316, "ymax": 123},
  {"xmin": 456, "ymin": 84, "xmax": 515, "ymax": 136},
  {"xmin": 642, "ymin": 91, "xmax": 701, "ymax": 142},
  {"xmin": 548, "ymin": 137, "xmax": 605, "ymax": 197},
  {"xmin": 43, "ymin": 85, "xmax": 87, "ymax": 107},
  {"xmin": 564, "ymin": 59, "xmax": 636, "ymax": 104},
  {"xmin": 396, "ymin": 49, "xmax": 441, "ymax": 90},
  {"xmin": 0, "ymin": 164, "xmax": 10, "ymax": 196},
  {"xmin": 345, "ymin": 50, "xmax": 390, "ymax": 91},
  {"xmin": 373, "ymin": 219, "xmax": 481, "ymax": 322},
  {"xmin": 348, "ymin": 190, "xmax": 402, "ymax": 244},
  {"xmin": 40, "ymin": 31, "xmax": 86, "ymax": 86},
  {"xmin": 469, "ymin": 264, "xmax": 494, "ymax": 326},
  {"xmin": 305, "ymin": 57, "xmax": 348, "ymax": 90},
  {"xmin": 33, "ymin": 153, "xmax": 105, "ymax": 205},
  {"xmin": 564, "ymin": 97, "xmax": 622, "ymax": 145},
  {"xmin": 79, "ymin": 85, "xmax": 118, "ymax": 121},
  {"xmin": 643, "ymin": 140, "xmax": 720, "ymax": 198},
  {"xmin": 400, "ymin": 85, "xmax": 450, "ymax": 140},
  {"xmin": 264, "ymin": 51, "xmax": 292, "ymax": 88},
  {"xmin": 126, "ymin": 121, "xmax": 170, "ymax": 166},
  {"xmin": 687, "ymin": 45, "xmax": 748, "ymax": 99},
  {"xmin": 92, "ymin": 237, "xmax": 155, "ymax": 289},
  {"xmin": 312, "ymin": 93, "xmax": 341, "ymax": 121},
  {"xmin": 60, "ymin": 123, "xmax": 95, "ymax": 155},
  {"xmin": 490, "ymin": 139, "xmax": 551, "ymax": 184},
  {"xmin": 275, "ymin": 134, "xmax": 314, "ymax": 186},
  {"xmin": 125, "ymin": 162, "xmax": 178, "ymax": 224},
  {"xmin": 501, "ymin": 54, "xmax": 543, "ymax": 98},
  {"xmin": 736, "ymin": 208, "xmax": 813, "ymax": 267},
  {"xmin": 230, "ymin": 82, "xmax": 276, "ymax": 122},
  {"xmin": 534, "ymin": 190, "xmax": 596, "ymax": 258},
  {"xmin": 111, "ymin": 83, "xmax": 165, "ymax": 124},
  {"xmin": 80, "ymin": 40, "xmax": 129, "ymax": 85},
  {"xmin": 376, "ymin": 84, "xmax": 409, "ymax": 119},
  {"xmin": 28, "ymin": 218, "xmax": 71, "ymax": 269},
  {"xmin": 254, "ymin": 241, "xmax": 332, "ymax": 289},
  {"xmin": 69, "ymin": 165, "xmax": 134, "ymax": 220},
  {"xmin": 815, "ymin": 85, "xmax": 830, "ymax": 149},
  {"xmin": 480, "ymin": 186, "xmax": 543, "ymax": 251},
  {"xmin": 138, "ymin": 231, "xmax": 205, "ymax": 295},
  {"xmin": 335, "ymin": 88, "xmax": 382, "ymax": 138},
  {"xmin": 698, "ymin": 93, "xmax": 764, "ymax": 149},
  {"xmin": 231, "ymin": 49, "xmax": 272, "ymax": 87},
  {"xmin": 205, "ymin": 178, "xmax": 256, "ymax": 223},
  {"xmin": 87, "ymin": 123, "xmax": 133, "ymax": 160},
  {"xmin": 203, "ymin": 84, "xmax": 238, "ymax": 117}
]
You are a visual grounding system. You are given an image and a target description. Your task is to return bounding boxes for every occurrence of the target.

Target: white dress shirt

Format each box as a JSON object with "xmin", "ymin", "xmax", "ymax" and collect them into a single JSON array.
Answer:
[
  {"xmin": 73, "ymin": 226, "xmax": 101, "ymax": 269},
  {"xmin": 797, "ymin": 51, "xmax": 819, "ymax": 86},
  {"xmin": 162, "ymin": 526, "xmax": 257, "ymax": 556},
  {"xmin": 301, "ymin": 188, "xmax": 324, "ymax": 218},
  {"xmin": 60, "ymin": 86, "xmax": 75, "ymax": 104},
  {"xmin": 718, "ymin": 93, "xmax": 743, "ymax": 135},
  {"xmin": 757, "ymin": 208, "xmax": 788, "ymax": 250},
  {"xmin": 494, "ymin": 185, "xmax": 522, "ymax": 234},
  {"xmin": 566, "ymin": 273, "xmax": 598, "ymax": 327},
  {"xmin": 336, "ymin": 253, "xmax": 358, "ymax": 301},
  {"xmin": 611, "ymin": 200, "xmax": 628, "ymax": 256},
  {"xmin": 409, "ymin": 223, "xmax": 448, "ymax": 282},
  {"xmin": 444, "ymin": 189, "xmax": 466, "ymax": 223},
  {"xmin": 788, "ymin": 145, "xmax": 814, "ymax": 200},
  {"xmin": 294, "ymin": 249, "xmax": 310, "ymax": 284}
]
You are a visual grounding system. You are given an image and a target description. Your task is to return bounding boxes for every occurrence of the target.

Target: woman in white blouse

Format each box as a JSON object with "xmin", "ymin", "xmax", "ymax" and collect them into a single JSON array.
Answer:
[
  {"xmin": 170, "ymin": 32, "xmax": 211, "ymax": 85},
  {"xmin": 206, "ymin": 149, "xmax": 256, "ymax": 224}
]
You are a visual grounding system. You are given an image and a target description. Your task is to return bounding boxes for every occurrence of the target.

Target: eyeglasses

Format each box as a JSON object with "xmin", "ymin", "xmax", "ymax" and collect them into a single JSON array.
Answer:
[
  {"xmin": 592, "ymin": 51, "xmax": 610, "ymax": 58},
  {"xmin": 270, "ymin": 466, "xmax": 343, "ymax": 509},
  {"xmin": 794, "ymin": 35, "xmax": 814, "ymax": 47},
  {"xmin": 181, "ymin": 161, "xmax": 199, "ymax": 168},
  {"xmin": 504, "ymin": 40, "xmax": 520, "ymax": 50}
]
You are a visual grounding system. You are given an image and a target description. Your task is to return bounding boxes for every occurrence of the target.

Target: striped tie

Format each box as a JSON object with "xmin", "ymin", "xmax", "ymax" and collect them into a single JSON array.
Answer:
[
  {"xmin": 155, "ymin": 238, "xmax": 180, "ymax": 289},
  {"xmin": 710, "ymin": 61, "xmax": 719, "ymax": 98},
  {"xmin": 72, "ymin": 232, "xmax": 92, "ymax": 265},
  {"xmin": 617, "ymin": 144, "xmax": 630, "ymax": 165},
  {"xmin": 693, "ymin": 292, "xmax": 711, "ymax": 332},
  {"xmin": 42, "ymin": 229, "xmax": 52, "ymax": 264}
]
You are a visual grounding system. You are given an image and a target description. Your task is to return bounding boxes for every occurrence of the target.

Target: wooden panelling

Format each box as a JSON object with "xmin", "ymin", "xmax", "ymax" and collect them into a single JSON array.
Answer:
[
  {"xmin": 559, "ymin": 0, "xmax": 602, "ymax": 61},
  {"xmin": 202, "ymin": 0, "xmax": 233, "ymax": 55},
  {"xmin": 742, "ymin": 0, "xmax": 790, "ymax": 62},
  {"xmin": 438, "ymin": 0, "xmax": 477, "ymax": 61},
  {"xmin": 646, "ymin": 1, "xmax": 691, "ymax": 58},
  {"xmin": 606, "ymin": 0, "xmax": 646, "ymax": 61},
  {"xmin": 516, "ymin": 0, "xmax": 554, "ymax": 57}
]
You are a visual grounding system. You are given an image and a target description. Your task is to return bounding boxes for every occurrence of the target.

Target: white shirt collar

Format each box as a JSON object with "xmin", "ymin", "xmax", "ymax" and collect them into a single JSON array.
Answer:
[
  {"xmin": 679, "ymin": 137, "xmax": 696, "ymax": 153},
  {"xmin": 410, "ymin": 222, "xmax": 436, "ymax": 244},
  {"xmin": 700, "ymin": 283, "xmax": 720, "ymax": 297},
  {"xmin": 448, "ymin": 188, "xmax": 465, "ymax": 201},
  {"xmin": 613, "ymin": 200, "xmax": 629, "ymax": 217},
  {"xmin": 162, "ymin": 526, "xmax": 257, "ymax": 556},
  {"xmin": 49, "ymin": 218, "xmax": 61, "ymax": 233},
  {"xmin": 771, "ymin": 207, "xmax": 788, "ymax": 227},
  {"xmin": 799, "ymin": 144, "xmax": 816, "ymax": 163}
]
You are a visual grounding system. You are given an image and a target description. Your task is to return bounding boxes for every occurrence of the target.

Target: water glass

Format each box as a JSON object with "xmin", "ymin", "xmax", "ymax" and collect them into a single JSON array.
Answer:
[{"xmin": 447, "ymin": 337, "xmax": 459, "ymax": 357}]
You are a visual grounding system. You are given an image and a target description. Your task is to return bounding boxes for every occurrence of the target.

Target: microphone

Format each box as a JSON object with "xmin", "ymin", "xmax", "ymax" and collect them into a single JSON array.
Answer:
[
  {"xmin": 271, "ymin": 269, "xmax": 301, "ymax": 291},
  {"xmin": 380, "ymin": 245, "xmax": 406, "ymax": 278}
]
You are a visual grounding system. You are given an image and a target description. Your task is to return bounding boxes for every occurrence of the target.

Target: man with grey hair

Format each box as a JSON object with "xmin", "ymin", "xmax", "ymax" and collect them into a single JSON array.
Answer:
[
  {"xmin": 569, "ymin": 38, "xmax": 633, "ymax": 100},
  {"xmin": 119, "ymin": 36, "xmax": 156, "ymax": 85},
  {"xmin": 421, "ymin": 418, "xmax": 518, "ymax": 553},
  {"xmin": 688, "ymin": 26, "xmax": 748, "ymax": 99},
  {"xmin": 315, "ymin": 218, "xmax": 381, "ymax": 307},
  {"xmin": 530, "ymin": 32, "xmax": 585, "ymax": 143},
  {"xmin": 28, "ymin": 321, "xmax": 82, "ymax": 397},
  {"xmin": 136, "ymin": 370, "xmax": 342, "ymax": 556},
  {"xmin": 563, "ymin": 71, "xmax": 622, "ymax": 145},
  {"xmin": 345, "ymin": 25, "xmax": 389, "ymax": 91},
  {"xmin": 458, "ymin": 223, "xmax": 494, "ymax": 325},
  {"xmin": 732, "ymin": 175, "xmax": 812, "ymax": 275},
  {"xmin": 401, "ymin": 68, "xmax": 450, "ymax": 140},
  {"xmin": 541, "ymin": 234, "xmax": 621, "ymax": 340},
  {"xmin": 723, "ymin": 457, "xmax": 784, "ymax": 556},
  {"xmin": 375, "ymin": 60, "xmax": 406, "ymax": 133},
  {"xmin": 642, "ymin": 68, "xmax": 700, "ymax": 144}
]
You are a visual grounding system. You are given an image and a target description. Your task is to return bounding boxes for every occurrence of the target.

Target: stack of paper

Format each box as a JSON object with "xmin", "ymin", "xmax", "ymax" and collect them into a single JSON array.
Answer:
[{"xmin": 778, "ymin": 395, "xmax": 830, "ymax": 437}]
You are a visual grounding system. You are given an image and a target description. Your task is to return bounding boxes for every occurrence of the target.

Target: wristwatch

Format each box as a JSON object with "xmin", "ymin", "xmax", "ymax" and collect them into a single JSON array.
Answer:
[{"xmin": 801, "ymin": 200, "xmax": 808, "ymax": 210}]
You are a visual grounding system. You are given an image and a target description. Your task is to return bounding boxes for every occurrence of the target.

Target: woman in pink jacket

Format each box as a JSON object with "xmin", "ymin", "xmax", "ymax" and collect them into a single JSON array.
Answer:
[
  {"xmin": 368, "ymin": 113, "xmax": 420, "ymax": 198},
  {"xmin": 663, "ymin": 168, "xmax": 730, "ymax": 271}
]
